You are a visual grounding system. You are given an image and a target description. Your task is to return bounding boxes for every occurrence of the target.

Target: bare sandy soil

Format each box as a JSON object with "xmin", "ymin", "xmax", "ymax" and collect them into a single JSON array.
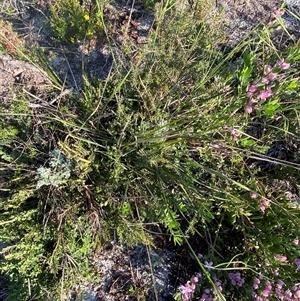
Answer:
[
  {"xmin": 1, "ymin": 0, "xmax": 299, "ymax": 95},
  {"xmin": 216, "ymin": 0, "xmax": 300, "ymax": 49}
]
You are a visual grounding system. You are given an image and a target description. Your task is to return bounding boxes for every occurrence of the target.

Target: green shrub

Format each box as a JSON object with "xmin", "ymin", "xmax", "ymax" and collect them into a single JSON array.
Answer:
[{"xmin": 50, "ymin": 0, "xmax": 104, "ymax": 43}]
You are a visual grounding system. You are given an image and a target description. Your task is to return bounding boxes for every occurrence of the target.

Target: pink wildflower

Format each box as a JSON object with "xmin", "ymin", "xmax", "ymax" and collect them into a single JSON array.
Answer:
[
  {"xmin": 267, "ymin": 72, "xmax": 277, "ymax": 80},
  {"xmin": 245, "ymin": 98, "xmax": 258, "ymax": 114},
  {"xmin": 265, "ymin": 281, "xmax": 272, "ymax": 290},
  {"xmin": 228, "ymin": 127, "xmax": 240, "ymax": 141},
  {"xmin": 265, "ymin": 65, "xmax": 273, "ymax": 73},
  {"xmin": 262, "ymin": 72, "xmax": 277, "ymax": 84},
  {"xmin": 276, "ymin": 288, "xmax": 284, "ymax": 300},
  {"xmin": 260, "ymin": 198, "xmax": 270, "ymax": 206},
  {"xmin": 281, "ymin": 62, "xmax": 290, "ymax": 70},
  {"xmin": 273, "ymin": 269, "xmax": 279, "ymax": 276},
  {"xmin": 274, "ymin": 254, "xmax": 287, "ymax": 262},
  {"xmin": 260, "ymin": 205, "xmax": 266, "ymax": 213},
  {"xmin": 179, "ymin": 281, "xmax": 195, "ymax": 301},
  {"xmin": 253, "ymin": 278, "xmax": 261, "ymax": 290},
  {"xmin": 251, "ymin": 192, "xmax": 258, "ymax": 199},
  {"xmin": 262, "ymin": 289, "xmax": 271, "ymax": 297},
  {"xmin": 277, "ymin": 280, "xmax": 285, "ymax": 289},
  {"xmin": 245, "ymin": 104, "xmax": 253, "ymax": 114},
  {"xmin": 257, "ymin": 88, "xmax": 273, "ymax": 100},
  {"xmin": 246, "ymin": 84, "xmax": 258, "ymax": 97},
  {"xmin": 285, "ymin": 289, "xmax": 292, "ymax": 298},
  {"xmin": 262, "ymin": 77, "xmax": 270, "ymax": 84},
  {"xmin": 293, "ymin": 238, "xmax": 299, "ymax": 245},
  {"xmin": 275, "ymin": 58, "xmax": 291, "ymax": 70},
  {"xmin": 260, "ymin": 198, "xmax": 270, "ymax": 213},
  {"xmin": 271, "ymin": 7, "xmax": 285, "ymax": 18},
  {"xmin": 248, "ymin": 84, "xmax": 258, "ymax": 92}
]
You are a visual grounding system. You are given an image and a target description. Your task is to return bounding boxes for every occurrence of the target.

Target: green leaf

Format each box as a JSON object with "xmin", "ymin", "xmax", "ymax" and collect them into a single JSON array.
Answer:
[
  {"xmin": 286, "ymin": 79, "xmax": 298, "ymax": 90},
  {"xmin": 121, "ymin": 202, "xmax": 131, "ymax": 216},
  {"xmin": 240, "ymin": 138, "xmax": 255, "ymax": 147},
  {"xmin": 264, "ymin": 99, "xmax": 281, "ymax": 117}
]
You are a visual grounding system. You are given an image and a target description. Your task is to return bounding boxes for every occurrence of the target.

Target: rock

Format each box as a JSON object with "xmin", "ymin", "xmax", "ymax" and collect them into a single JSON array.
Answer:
[
  {"xmin": 64, "ymin": 243, "xmax": 176, "ymax": 301},
  {"xmin": 0, "ymin": 54, "xmax": 52, "ymax": 97}
]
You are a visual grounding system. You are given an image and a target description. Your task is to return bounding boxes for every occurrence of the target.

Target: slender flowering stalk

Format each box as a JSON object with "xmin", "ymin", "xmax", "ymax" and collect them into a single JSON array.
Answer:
[{"xmin": 244, "ymin": 56, "xmax": 291, "ymax": 114}]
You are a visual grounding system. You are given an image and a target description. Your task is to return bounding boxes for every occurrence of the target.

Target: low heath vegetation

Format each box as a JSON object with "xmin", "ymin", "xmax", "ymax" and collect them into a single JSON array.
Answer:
[{"xmin": 0, "ymin": 0, "xmax": 300, "ymax": 300}]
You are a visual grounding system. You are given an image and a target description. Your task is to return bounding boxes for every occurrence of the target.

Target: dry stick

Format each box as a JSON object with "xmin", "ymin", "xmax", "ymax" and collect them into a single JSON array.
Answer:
[
  {"xmin": 25, "ymin": 87, "xmax": 73, "ymax": 108},
  {"xmin": 134, "ymin": 200, "xmax": 160, "ymax": 301},
  {"xmin": 146, "ymin": 244, "xmax": 159, "ymax": 301},
  {"xmin": 63, "ymin": 53, "xmax": 79, "ymax": 93},
  {"xmin": 49, "ymin": 87, "xmax": 73, "ymax": 105},
  {"xmin": 126, "ymin": 0, "xmax": 136, "ymax": 35}
]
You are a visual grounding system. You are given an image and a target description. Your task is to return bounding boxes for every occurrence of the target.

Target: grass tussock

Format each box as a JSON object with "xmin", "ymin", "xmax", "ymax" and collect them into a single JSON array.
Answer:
[{"xmin": 0, "ymin": 0, "xmax": 300, "ymax": 300}]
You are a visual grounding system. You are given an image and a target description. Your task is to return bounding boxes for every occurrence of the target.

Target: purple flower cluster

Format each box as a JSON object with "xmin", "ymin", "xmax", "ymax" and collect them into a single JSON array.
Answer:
[
  {"xmin": 245, "ymin": 58, "xmax": 291, "ymax": 114},
  {"xmin": 178, "ymin": 263, "xmax": 224, "ymax": 301},
  {"xmin": 224, "ymin": 125, "xmax": 240, "ymax": 142},
  {"xmin": 250, "ymin": 193, "xmax": 271, "ymax": 213},
  {"xmin": 228, "ymin": 272, "xmax": 245, "ymax": 287},
  {"xmin": 273, "ymin": 254, "xmax": 300, "ymax": 271},
  {"xmin": 252, "ymin": 276, "xmax": 300, "ymax": 300},
  {"xmin": 178, "ymin": 248, "xmax": 300, "ymax": 301},
  {"xmin": 179, "ymin": 273, "xmax": 202, "ymax": 301},
  {"xmin": 178, "ymin": 272, "xmax": 223, "ymax": 301},
  {"xmin": 198, "ymin": 277, "xmax": 223, "ymax": 301},
  {"xmin": 179, "ymin": 274, "xmax": 200, "ymax": 301},
  {"xmin": 259, "ymin": 198, "xmax": 270, "ymax": 214}
]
